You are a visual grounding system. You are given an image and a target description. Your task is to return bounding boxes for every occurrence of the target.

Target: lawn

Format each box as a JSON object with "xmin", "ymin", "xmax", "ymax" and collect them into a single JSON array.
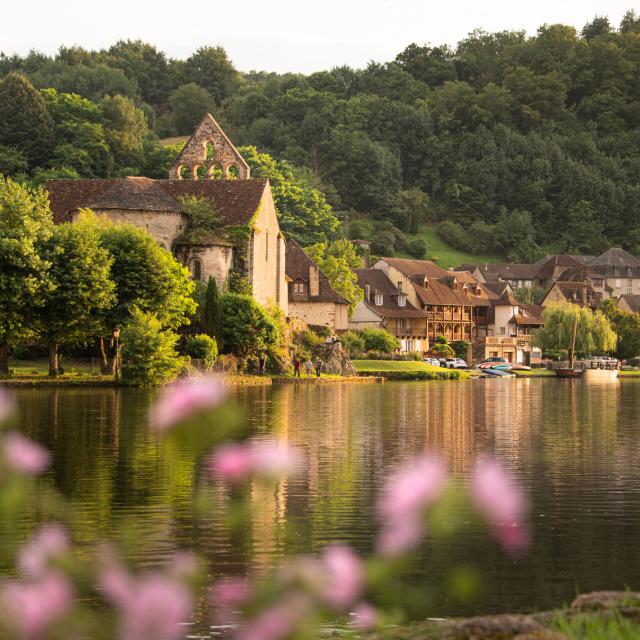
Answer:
[
  {"xmin": 6, "ymin": 358, "xmax": 109, "ymax": 380},
  {"xmin": 352, "ymin": 360, "xmax": 471, "ymax": 379},
  {"xmin": 397, "ymin": 224, "xmax": 504, "ymax": 269}
]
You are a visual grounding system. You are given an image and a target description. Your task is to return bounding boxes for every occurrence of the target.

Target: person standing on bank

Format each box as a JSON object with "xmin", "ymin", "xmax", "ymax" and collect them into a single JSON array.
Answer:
[
  {"xmin": 258, "ymin": 354, "xmax": 267, "ymax": 376},
  {"xmin": 293, "ymin": 356, "xmax": 301, "ymax": 378},
  {"xmin": 315, "ymin": 358, "xmax": 323, "ymax": 378},
  {"xmin": 304, "ymin": 358, "xmax": 314, "ymax": 378}
]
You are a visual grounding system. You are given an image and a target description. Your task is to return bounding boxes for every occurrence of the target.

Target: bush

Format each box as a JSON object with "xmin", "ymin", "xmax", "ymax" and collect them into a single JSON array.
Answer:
[
  {"xmin": 185, "ymin": 334, "xmax": 218, "ymax": 369},
  {"xmin": 120, "ymin": 308, "xmax": 188, "ymax": 386},
  {"xmin": 431, "ymin": 342, "xmax": 455, "ymax": 358},
  {"xmin": 340, "ymin": 330, "xmax": 366, "ymax": 355},
  {"xmin": 406, "ymin": 238, "xmax": 427, "ymax": 258},
  {"xmin": 451, "ymin": 340, "xmax": 470, "ymax": 360},
  {"xmin": 360, "ymin": 328, "xmax": 401, "ymax": 353},
  {"xmin": 437, "ymin": 220, "xmax": 473, "ymax": 253}
]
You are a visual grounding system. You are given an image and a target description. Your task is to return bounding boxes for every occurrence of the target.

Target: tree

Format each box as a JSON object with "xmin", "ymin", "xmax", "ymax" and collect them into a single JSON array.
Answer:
[
  {"xmin": 39, "ymin": 213, "xmax": 115, "ymax": 376},
  {"xmin": 203, "ymin": 277, "xmax": 224, "ymax": 346},
  {"xmin": 306, "ymin": 240, "xmax": 363, "ymax": 315},
  {"xmin": 0, "ymin": 73, "xmax": 54, "ymax": 168},
  {"xmin": 120, "ymin": 308, "xmax": 187, "ymax": 386},
  {"xmin": 182, "ymin": 46, "xmax": 242, "ymax": 105},
  {"xmin": 400, "ymin": 190, "xmax": 430, "ymax": 234},
  {"xmin": 185, "ymin": 334, "xmax": 218, "ymax": 369},
  {"xmin": 220, "ymin": 294, "xmax": 280, "ymax": 359},
  {"xmin": 100, "ymin": 95, "xmax": 148, "ymax": 169},
  {"xmin": 0, "ymin": 177, "xmax": 53, "ymax": 374},
  {"xmin": 534, "ymin": 302, "xmax": 617, "ymax": 356},
  {"xmin": 359, "ymin": 328, "xmax": 400, "ymax": 353},
  {"xmin": 601, "ymin": 299, "xmax": 640, "ymax": 360},
  {"xmin": 99, "ymin": 222, "xmax": 196, "ymax": 371},
  {"xmin": 239, "ymin": 146, "xmax": 340, "ymax": 245},
  {"xmin": 0, "ymin": 144, "xmax": 28, "ymax": 175},
  {"xmin": 168, "ymin": 83, "xmax": 215, "ymax": 135}
]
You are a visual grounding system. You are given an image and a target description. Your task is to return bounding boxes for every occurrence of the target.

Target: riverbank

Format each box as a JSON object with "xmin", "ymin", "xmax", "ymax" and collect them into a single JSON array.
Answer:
[
  {"xmin": 353, "ymin": 360, "xmax": 470, "ymax": 380},
  {"xmin": 370, "ymin": 591, "xmax": 640, "ymax": 639}
]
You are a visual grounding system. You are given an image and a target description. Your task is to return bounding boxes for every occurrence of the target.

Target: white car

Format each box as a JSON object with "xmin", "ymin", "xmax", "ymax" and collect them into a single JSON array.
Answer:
[{"xmin": 444, "ymin": 358, "xmax": 467, "ymax": 369}]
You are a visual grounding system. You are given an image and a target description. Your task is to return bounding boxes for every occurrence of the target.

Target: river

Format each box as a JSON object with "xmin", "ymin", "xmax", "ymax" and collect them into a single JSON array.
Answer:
[{"xmin": 7, "ymin": 379, "xmax": 640, "ymax": 621}]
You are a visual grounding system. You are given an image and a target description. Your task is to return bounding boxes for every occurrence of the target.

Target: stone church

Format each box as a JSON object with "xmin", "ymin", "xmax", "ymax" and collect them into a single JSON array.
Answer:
[{"xmin": 46, "ymin": 114, "xmax": 288, "ymax": 314}]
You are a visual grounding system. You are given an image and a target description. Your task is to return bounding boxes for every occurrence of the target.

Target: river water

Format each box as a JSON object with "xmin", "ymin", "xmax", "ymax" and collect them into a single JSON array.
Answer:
[{"xmin": 7, "ymin": 379, "xmax": 640, "ymax": 620}]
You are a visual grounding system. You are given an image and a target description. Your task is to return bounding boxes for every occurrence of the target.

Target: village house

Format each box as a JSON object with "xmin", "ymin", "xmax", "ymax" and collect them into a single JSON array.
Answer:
[
  {"xmin": 45, "ymin": 114, "xmax": 288, "ymax": 314},
  {"xmin": 349, "ymin": 269, "xmax": 429, "ymax": 353},
  {"xmin": 587, "ymin": 248, "xmax": 640, "ymax": 298},
  {"xmin": 617, "ymin": 295, "xmax": 640, "ymax": 314},
  {"xmin": 541, "ymin": 281, "xmax": 601, "ymax": 308},
  {"xmin": 285, "ymin": 240, "xmax": 349, "ymax": 332}
]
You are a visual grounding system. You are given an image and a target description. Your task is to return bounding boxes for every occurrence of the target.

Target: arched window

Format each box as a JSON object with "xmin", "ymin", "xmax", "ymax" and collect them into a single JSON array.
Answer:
[
  {"xmin": 205, "ymin": 141, "xmax": 215, "ymax": 160},
  {"xmin": 179, "ymin": 165, "xmax": 191, "ymax": 180},
  {"xmin": 191, "ymin": 258, "xmax": 203, "ymax": 281},
  {"xmin": 195, "ymin": 165, "xmax": 207, "ymax": 180},
  {"xmin": 209, "ymin": 164, "xmax": 224, "ymax": 179},
  {"xmin": 227, "ymin": 164, "xmax": 240, "ymax": 180}
]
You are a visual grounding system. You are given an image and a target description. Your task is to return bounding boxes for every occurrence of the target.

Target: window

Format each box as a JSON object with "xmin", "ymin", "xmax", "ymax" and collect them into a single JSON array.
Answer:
[
  {"xmin": 293, "ymin": 282, "xmax": 306, "ymax": 294},
  {"xmin": 628, "ymin": 279, "xmax": 633, "ymax": 294},
  {"xmin": 398, "ymin": 294, "xmax": 406, "ymax": 307},
  {"xmin": 397, "ymin": 281, "xmax": 403, "ymax": 292},
  {"xmin": 397, "ymin": 318, "xmax": 407, "ymax": 331},
  {"xmin": 227, "ymin": 164, "xmax": 240, "ymax": 180},
  {"xmin": 374, "ymin": 294, "xmax": 383, "ymax": 306},
  {"xmin": 500, "ymin": 326, "xmax": 506, "ymax": 334},
  {"xmin": 190, "ymin": 258, "xmax": 203, "ymax": 281},
  {"xmin": 205, "ymin": 141, "xmax": 215, "ymax": 160},
  {"xmin": 594, "ymin": 279, "xmax": 603, "ymax": 287}
]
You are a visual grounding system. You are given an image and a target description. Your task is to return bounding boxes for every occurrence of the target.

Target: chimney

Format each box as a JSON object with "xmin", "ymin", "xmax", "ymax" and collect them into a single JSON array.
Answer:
[
  {"xmin": 309, "ymin": 266, "xmax": 319, "ymax": 297},
  {"xmin": 424, "ymin": 276, "xmax": 429, "ymax": 289}
]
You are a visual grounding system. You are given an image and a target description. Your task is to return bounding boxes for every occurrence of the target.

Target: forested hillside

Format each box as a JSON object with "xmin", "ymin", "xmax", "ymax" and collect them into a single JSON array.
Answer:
[{"xmin": 2, "ymin": 11, "xmax": 640, "ymax": 257}]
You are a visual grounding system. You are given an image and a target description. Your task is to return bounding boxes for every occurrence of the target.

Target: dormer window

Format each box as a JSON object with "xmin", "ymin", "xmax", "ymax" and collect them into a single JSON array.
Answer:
[
  {"xmin": 398, "ymin": 294, "xmax": 406, "ymax": 307},
  {"xmin": 293, "ymin": 282, "xmax": 306, "ymax": 294},
  {"xmin": 374, "ymin": 294, "xmax": 383, "ymax": 306}
]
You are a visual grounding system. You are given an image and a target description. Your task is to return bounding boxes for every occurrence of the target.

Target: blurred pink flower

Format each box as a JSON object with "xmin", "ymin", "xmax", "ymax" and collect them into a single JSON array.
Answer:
[
  {"xmin": 18, "ymin": 524, "xmax": 69, "ymax": 578},
  {"xmin": 101, "ymin": 563, "xmax": 193, "ymax": 640},
  {"xmin": 351, "ymin": 601, "xmax": 378, "ymax": 631},
  {"xmin": 208, "ymin": 439, "xmax": 303, "ymax": 484},
  {"xmin": 149, "ymin": 377, "xmax": 227, "ymax": 433},
  {"xmin": 375, "ymin": 454, "xmax": 447, "ymax": 556},
  {"xmin": 210, "ymin": 577, "xmax": 250, "ymax": 626},
  {"xmin": 3, "ymin": 432, "xmax": 50, "ymax": 475},
  {"xmin": 471, "ymin": 457, "xmax": 530, "ymax": 553},
  {"xmin": 0, "ymin": 389, "xmax": 15, "ymax": 424},
  {"xmin": 0, "ymin": 573, "xmax": 73, "ymax": 639},
  {"xmin": 237, "ymin": 593, "xmax": 310, "ymax": 640},
  {"xmin": 209, "ymin": 443, "xmax": 254, "ymax": 483},
  {"xmin": 321, "ymin": 544, "xmax": 363, "ymax": 609}
]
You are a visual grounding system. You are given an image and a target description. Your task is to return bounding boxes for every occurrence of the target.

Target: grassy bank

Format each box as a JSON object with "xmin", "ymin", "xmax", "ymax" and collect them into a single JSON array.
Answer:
[
  {"xmin": 398, "ymin": 225, "xmax": 503, "ymax": 269},
  {"xmin": 353, "ymin": 360, "xmax": 470, "ymax": 380}
]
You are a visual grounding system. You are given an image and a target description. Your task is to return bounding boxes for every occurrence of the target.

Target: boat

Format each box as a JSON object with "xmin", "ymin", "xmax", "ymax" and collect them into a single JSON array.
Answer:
[
  {"xmin": 582, "ymin": 359, "xmax": 619, "ymax": 382},
  {"xmin": 483, "ymin": 368, "xmax": 515, "ymax": 378},
  {"xmin": 554, "ymin": 367, "xmax": 583, "ymax": 379},
  {"xmin": 553, "ymin": 312, "xmax": 583, "ymax": 379}
]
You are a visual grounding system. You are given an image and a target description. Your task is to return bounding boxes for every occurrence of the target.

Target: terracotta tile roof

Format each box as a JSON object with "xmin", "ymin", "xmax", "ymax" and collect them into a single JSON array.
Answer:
[
  {"xmin": 354, "ymin": 269, "xmax": 427, "ymax": 318},
  {"xmin": 413, "ymin": 278, "xmax": 474, "ymax": 307},
  {"xmin": 482, "ymin": 263, "xmax": 541, "ymax": 280},
  {"xmin": 376, "ymin": 257, "xmax": 449, "ymax": 278},
  {"xmin": 45, "ymin": 177, "xmax": 268, "ymax": 226},
  {"xmin": 509, "ymin": 304, "xmax": 544, "ymax": 325},
  {"xmin": 450, "ymin": 270, "xmax": 479, "ymax": 285},
  {"xmin": 285, "ymin": 240, "xmax": 348, "ymax": 305},
  {"xmin": 494, "ymin": 289, "xmax": 521, "ymax": 307}
]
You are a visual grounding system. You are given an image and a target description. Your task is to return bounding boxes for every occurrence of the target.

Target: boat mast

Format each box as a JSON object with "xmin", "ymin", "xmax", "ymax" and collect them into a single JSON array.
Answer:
[{"xmin": 569, "ymin": 310, "xmax": 578, "ymax": 369}]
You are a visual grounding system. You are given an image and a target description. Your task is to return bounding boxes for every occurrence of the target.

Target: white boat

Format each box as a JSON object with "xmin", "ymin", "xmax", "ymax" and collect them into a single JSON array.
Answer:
[{"xmin": 582, "ymin": 358, "xmax": 619, "ymax": 382}]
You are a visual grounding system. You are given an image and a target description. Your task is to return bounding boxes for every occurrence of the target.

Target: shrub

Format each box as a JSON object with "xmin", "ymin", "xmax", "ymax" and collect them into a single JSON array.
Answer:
[
  {"xmin": 360, "ymin": 328, "xmax": 401, "ymax": 353},
  {"xmin": 451, "ymin": 340, "xmax": 470, "ymax": 360},
  {"xmin": 431, "ymin": 342, "xmax": 455, "ymax": 358},
  {"xmin": 120, "ymin": 308, "xmax": 188, "ymax": 386},
  {"xmin": 185, "ymin": 334, "xmax": 218, "ymax": 369},
  {"xmin": 437, "ymin": 220, "xmax": 473, "ymax": 253},
  {"xmin": 340, "ymin": 330, "xmax": 366, "ymax": 355},
  {"xmin": 406, "ymin": 238, "xmax": 427, "ymax": 258}
]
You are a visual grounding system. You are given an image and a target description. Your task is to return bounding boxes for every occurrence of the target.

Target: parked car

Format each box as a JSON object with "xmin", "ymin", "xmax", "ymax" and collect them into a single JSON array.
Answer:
[
  {"xmin": 422, "ymin": 357, "xmax": 441, "ymax": 366},
  {"xmin": 444, "ymin": 358, "xmax": 468, "ymax": 369}
]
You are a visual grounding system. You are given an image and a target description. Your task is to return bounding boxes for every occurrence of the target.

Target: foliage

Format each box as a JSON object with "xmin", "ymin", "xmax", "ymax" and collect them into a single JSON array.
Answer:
[
  {"xmin": 340, "ymin": 330, "xmax": 366, "ymax": 354},
  {"xmin": 306, "ymin": 239, "xmax": 363, "ymax": 315},
  {"xmin": 0, "ymin": 177, "xmax": 53, "ymax": 373},
  {"xmin": 359, "ymin": 328, "xmax": 401, "ymax": 353},
  {"xmin": 38, "ymin": 213, "xmax": 115, "ymax": 374},
  {"xmin": 431, "ymin": 342, "xmax": 456, "ymax": 357},
  {"xmin": 401, "ymin": 189, "xmax": 430, "ymax": 234},
  {"xmin": 181, "ymin": 46, "xmax": 242, "ymax": 105},
  {"xmin": 168, "ymin": 83, "xmax": 215, "ymax": 135},
  {"xmin": 512, "ymin": 285, "xmax": 546, "ymax": 305},
  {"xmin": 119, "ymin": 307, "xmax": 187, "ymax": 386},
  {"xmin": 534, "ymin": 302, "xmax": 617, "ymax": 355},
  {"xmin": 601, "ymin": 299, "xmax": 640, "ymax": 360},
  {"xmin": 185, "ymin": 334, "xmax": 218, "ymax": 369},
  {"xmin": 99, "ymin": 221, "xmax": 196, "ymax": 331},
  {"xmin": 451, "ymin": 340, "xmax": 471, "ymax": 360},
  {"xmin": 100, "ymin": 94, "xmax": 148, "ymax": 169},
  {"xmin": 203, "ymin": 277, "xmax": 224, "ymax": 346},
  {"xmin": 179, "ymin": 195, "xmax": 224, "ymax": 242},
  {"xmin": 220, "ymin": 293, "xmax": 280, "ymax": 358},
  {"xmin": 0, "ymin": 73, "xmax": 54, "ymax": 168},
  {"xmin": 239, "ymin": 145, "xmax": 340, "ymax": 245},
  {"xmin": 406, "ymin": 238, "xmax": 427, "ymax": 258}
]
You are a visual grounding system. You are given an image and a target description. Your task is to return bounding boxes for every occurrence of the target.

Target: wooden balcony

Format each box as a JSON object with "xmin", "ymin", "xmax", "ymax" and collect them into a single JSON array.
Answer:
[{"xmin": 482, "ymin": 335, "xmax": 532, "ymax": 348}]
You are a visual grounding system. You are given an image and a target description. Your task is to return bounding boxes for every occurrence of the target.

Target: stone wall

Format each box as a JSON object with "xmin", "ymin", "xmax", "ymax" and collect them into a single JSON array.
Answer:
[
  {"xmin": 289, "ymin": 301, "xmax": 348, "ymax": 332},
  {"xmin": 173, "ymin": 244, "xmax": 234, "ymax": 285},
  {"xmin": 78, "ymin": 209, "xmax": 185, "ymax": 250}
]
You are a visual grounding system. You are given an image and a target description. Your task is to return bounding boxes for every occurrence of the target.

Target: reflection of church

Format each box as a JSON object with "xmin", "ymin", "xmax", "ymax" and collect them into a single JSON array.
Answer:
[{"xmin": 45, "ymin": 114, "xmax": 288, "ymax": 313}]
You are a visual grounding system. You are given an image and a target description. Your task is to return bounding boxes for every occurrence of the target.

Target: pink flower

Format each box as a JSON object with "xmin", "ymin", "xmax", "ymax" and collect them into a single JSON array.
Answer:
[
  {"xmin": 351, "ymin": 602, "xmax": 378, "ymax": 631},
  {"xmin": 208, "ymin": 439, "xmax": 303, "ymax": 484},
  {"xmin": 210, "ymin": 577, "xmax": 250, "ymax": 626},
  {"xmin": 149, "ymin": 377, "xmax": 227, "ymax": 433},
  {"xmin": 0, "ymin": 573, "xmax": 73, "ymax": 639},
  {"xmin": 375, "ymin": 454, "xmax": 447, "ymax": 556},
  {"xmin": 237, "ymin": 593, "xmax": 310, "ymax": 640},
  {"xmin": 101, "ymin": 563, "xmax": 193, "ymax": 640},
  {"xmin": 471, "ymin": 457, "xmax": 530, "ymax": 553},
  {"xmin": 3, "ymin": 432, "xmax": 50, "ymax": 475},
  {"xmin": 18, "ymin": 525, "xmax": 69, "ymax": 578},
  {"xmin": 209, "ymin": 443, "xmax": 254, "ymax": 483},
  {"xmin": 321, "ymin": 545, "xmax": 363, "ymax": 609},
  {"xmin": 0, "ymin": 389, "xmax": 15, "ymax": 424}
]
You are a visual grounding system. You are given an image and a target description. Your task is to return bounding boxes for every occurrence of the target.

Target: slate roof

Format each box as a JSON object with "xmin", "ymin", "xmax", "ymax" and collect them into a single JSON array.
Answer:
[
  {"xmin": 536, "ymin": 254, "xmax": 585, "ymax": 278},
  {"xmin": 354, "ymin": 269, "xmax": 427, "ymax": 318},
  {"xmin": 285, "ymin": 240, "xmax": 348, "ymax": 305},
  {"xmin": 558, "ymin": 265, "xmax": 606, "ymax": 282},
  {"xmin": 587, "ymin": 248, "xmax": 640, "ymax": 276},
  {"xmin": 45, "ymin": 177, "xmax": 268, "ymax": 226},
  {"xmin": 494, "ymin": 289, "xmax": 521, "ymax": 306},
  {"xmin": 618, "ymin": 294, "xmax": 640, "ymax": 313},
  {"xmin": 376, "ymin": 257, "xmax": 449, "ymax": 278}
]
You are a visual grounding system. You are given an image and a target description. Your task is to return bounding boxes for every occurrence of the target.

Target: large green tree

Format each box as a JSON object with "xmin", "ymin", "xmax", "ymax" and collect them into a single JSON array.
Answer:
[
  {"xmin": 203, "ymin": 276, "xmax": 224, "ymax": 347},
  {"xmin": 0, "ymin": 177, "xmax": 53, "ymax": 374},
  {"xmin": 168, "ymin": 83, "xmax": 215, "ymax": 135},
  {"xmin": 0, "ymin": 73, "xmax": 54, "ymax": 168},
  {"xmin": 39, "ymin": 213, "xmax": 115, "ymax": 376},
  {"xmin": 601, "ymin": 299, "xmax": 640, "ymax": 360}
]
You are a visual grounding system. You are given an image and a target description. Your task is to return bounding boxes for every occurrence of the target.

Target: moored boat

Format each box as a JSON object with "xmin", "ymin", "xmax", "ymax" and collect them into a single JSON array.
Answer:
[{"xmin": 554, "ymin": 367, "xmax": 583, "ymax": 379}]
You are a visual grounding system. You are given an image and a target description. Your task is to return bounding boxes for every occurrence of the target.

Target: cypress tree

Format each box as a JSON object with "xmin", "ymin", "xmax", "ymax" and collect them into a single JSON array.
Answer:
[
  {"xmin": 0, "ymin": 73, "xmax": 55, "ymax": 168},
  {"xmin": 203, "ymin": 276, "xmax": 223, "ymax": 347}
]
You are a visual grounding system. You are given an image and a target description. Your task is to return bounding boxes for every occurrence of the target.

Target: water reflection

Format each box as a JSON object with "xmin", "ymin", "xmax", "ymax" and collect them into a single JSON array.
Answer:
[{"xmin": 8, "ymin": 380, "xmax": 640, "ymax": 617}]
